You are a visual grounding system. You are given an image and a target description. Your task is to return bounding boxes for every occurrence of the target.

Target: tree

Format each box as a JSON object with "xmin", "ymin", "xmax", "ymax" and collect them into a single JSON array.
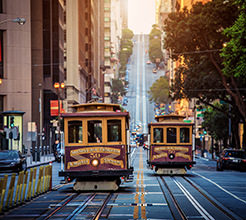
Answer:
[
  {"xmin": 202, "ymin": 103, "xmax": 229, "ymax": 147},
  {"xmin": 149, "ymin": 25, "xmax": 163, "ymax": 63},
  {"xmin": 163, "ymin": 0, "xmax": 246, "ymax": 147},
  {"xmin": 111, "ymin": 79, "xmax": 126, "ymax": 103},
  {"xmin": 119, "ymin": 28, "xmax": 134, "ymax": 78},
  {"xmin": 122, "ymin": 28, "xmax": 134, "ymax": 40},
  {"xmin": 148, "ymin": 76, "xmax": 169, "ymax": 104}
]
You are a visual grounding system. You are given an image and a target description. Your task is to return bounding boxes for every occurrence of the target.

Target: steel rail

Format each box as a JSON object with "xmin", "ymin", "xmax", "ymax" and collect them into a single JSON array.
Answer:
[
  {"xmin": 92, "ymin": 193, "xmax": 113, "ymax": 220},
  {"xmin": 66, "ymin": 193, "xmax": 96, "ymax": 220},
  {"xmin": 183, "ymin": 176, "xmax": 241, "ymax": 220},
  {"xmin": 158, "ymin": 176, "xmax": 187, "ymax": 220},
  {"xmin": 43, "ymin": 193, "xmax": 78, "ymax": 220}
]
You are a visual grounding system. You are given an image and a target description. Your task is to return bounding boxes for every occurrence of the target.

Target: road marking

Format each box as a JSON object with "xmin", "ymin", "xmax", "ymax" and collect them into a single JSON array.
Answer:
[
  {"xmin": 140, "ymin": 148, "xmax": 147, "ymax": 219},
  {"xmin": 107, "ymin": 203, "xmax": 167, "ymax": 206},
  {"xmin": 174, "ymin": 179, "xmax": 215, "ymax": 220},
  {"xmin": 134, "ymin": 147, "xmax": 147, "ymax": 219},
  {"xmin": 135, "ymin": 35, "xmax": 140, "ymax": 125},
  {"xmin": 193, "ymin": 171, "xmax": 246, "ymax": 204},
  {"xmin": 142, "ymin": 36, "xmax": 147, "ymax": 133},
  {"xmin": 133, "ymin": 170, "xmax": 140, "ymax": 219}
]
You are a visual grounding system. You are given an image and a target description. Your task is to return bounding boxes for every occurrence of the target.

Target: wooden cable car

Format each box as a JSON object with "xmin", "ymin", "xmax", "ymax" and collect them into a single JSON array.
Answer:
[
  {"xmin": 59, "ymin": 103, "xmax": 133, "ymax": 191},
  {"xmin": 147, "ymin": 114, "xmax": 195, "ymax": 175}
]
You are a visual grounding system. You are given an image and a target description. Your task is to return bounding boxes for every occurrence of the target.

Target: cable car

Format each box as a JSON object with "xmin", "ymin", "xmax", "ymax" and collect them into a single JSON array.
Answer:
[
  {"xmin": 147, "ymin": 114, "xmax": 195, "ymax": 175},
  {"xmin": 59, "ymin": 103, "xmax": 133, "ymax": 191}
]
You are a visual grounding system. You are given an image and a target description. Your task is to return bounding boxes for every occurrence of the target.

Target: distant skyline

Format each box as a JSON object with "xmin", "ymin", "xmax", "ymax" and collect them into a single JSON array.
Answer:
[{"xmin": 128, "ymin": 0, "xmax": 156, "ymax": 34}]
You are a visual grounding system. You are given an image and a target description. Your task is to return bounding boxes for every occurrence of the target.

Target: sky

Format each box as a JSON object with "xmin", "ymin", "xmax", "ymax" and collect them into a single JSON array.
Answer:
[{"xmin": 128, "ymin": 0, "xmax": 156, "ymax": 34}]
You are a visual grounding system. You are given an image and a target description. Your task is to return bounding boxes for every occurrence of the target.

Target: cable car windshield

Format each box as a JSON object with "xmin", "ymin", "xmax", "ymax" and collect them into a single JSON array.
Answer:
[
  {"xmin": 107, "ymin": 119, "xmax": 122, "ymax": 142},
  {"xmin": 88, "ymin": 120, "xmax": 102, "ymax": 143}
]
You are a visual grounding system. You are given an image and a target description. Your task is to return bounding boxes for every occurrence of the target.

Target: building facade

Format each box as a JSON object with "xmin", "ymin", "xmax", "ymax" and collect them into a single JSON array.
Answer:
[
  {"xmin": 0, "ymin": 0, "xmax": 107, "ymax": 155},
  {"xmin": 0, "ymin": 0, "xmax": 32, "ymax": 152}
]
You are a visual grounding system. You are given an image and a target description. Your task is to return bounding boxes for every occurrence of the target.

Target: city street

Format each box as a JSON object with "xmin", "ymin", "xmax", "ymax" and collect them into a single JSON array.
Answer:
[
  {"xmin": 1, "ymin": 33, "xmax": 246, "ymax": 219},
  {"xmin": 125, "ymin": 34, "xmax": 164, "ymax": 133},
  {"xmin": 1, "ymin": 148, "xmax": 245, "ymax": 219},
  {"xmin": 0, "ymin": 0, "xmax": 245, "ymax": 219}
]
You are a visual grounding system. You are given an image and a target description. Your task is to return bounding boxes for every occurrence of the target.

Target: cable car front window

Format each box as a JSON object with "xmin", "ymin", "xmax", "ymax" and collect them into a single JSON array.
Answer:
[
  {"xmin": 153, "ymin": 128, "xmax": 163, "ymax": 143},
  {"xmin": 180, "ymin": 128, "xmax": 190, "ymax": 143},
  {"xmin": 167, "ymin": 127, "xmax": 176, "ymax": 143},
  {"xmin": 88, "ymin": 120, "xmax": 102, "ymax": 143},
  {"xmin": 68, "ymin": 121, "xmax": 83, "ymax": 143},
  {"xmin": 107, "ymin": 119, "xmax": 122, "ymax": 142}
]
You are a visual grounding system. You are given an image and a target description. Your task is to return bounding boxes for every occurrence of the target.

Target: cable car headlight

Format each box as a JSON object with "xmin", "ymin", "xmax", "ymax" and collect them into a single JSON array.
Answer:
[
  {"xmin": 91, "ymin": 159, "xmax": 99, "ymax": 167},
  {"xmin": 169, "ymin": 153, "xmax": 175, "ymax": 160}
]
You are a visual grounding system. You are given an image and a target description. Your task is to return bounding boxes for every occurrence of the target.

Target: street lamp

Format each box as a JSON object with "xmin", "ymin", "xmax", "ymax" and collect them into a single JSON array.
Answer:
[
  {"xmin": 0, "ymin": 17, "xmax": 26, "ymax": 25},
  {"xmin": 54, "ymin": 82, "xmax": 65, "ymax": 141}
]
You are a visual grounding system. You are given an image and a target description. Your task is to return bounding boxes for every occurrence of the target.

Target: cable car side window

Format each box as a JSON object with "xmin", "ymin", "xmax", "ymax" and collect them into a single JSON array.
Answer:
[
  {"xmin": 107, "ymin": 119, "xmax": 122, "ymax": 142},
  {"xmin": 180, "ymin": 128, "xmax": 190, "ymax": 143},
  {"xmin": 88, "ymin": 120, "xmax": 102, "ymax": 143},
  {"xmin": 153, "ymin": 128, "xmax": 163, "ymax": 143},
  {"xmin": 68, "ymin": 120, "xmax": 83, "ymax": 143},
  {"xmin": 167, "ymin": 127, "xmax": 176, "ymax": 143}
]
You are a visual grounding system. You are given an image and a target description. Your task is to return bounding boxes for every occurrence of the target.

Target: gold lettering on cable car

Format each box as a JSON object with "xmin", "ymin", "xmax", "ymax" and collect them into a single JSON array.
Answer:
[
  {"xmin": 90, "ymin": 153, "xmax": 101, "ymax": 158},
  {"xmin": 70, "ymin": 147, "xmax": 121, "ymax": 156},
  {"xmin": 153, "ymin": 146, "xmax": 190, "ymax": 160},
  {"xmin": 67, "ymin": 159, "xmax": 90, "ymax": 169},
  {"xmin": 100, "ymin": 158, "xmax": 124, "ymax": 168}
]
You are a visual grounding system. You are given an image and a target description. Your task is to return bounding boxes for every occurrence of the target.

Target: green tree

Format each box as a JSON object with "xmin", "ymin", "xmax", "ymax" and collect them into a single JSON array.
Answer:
[
  {"xmin": 122, "ymin": 28, "xmax": 134, "ymax": 39},
  {"xmin": 163, "ymin": 0, "xmax": 246, "ymax": 147},
  {"xmin": 148, "ymin": 76, "xmax": 169, "ymax": 104},
  {"xmin": 111, "ymin": 79, "xmax": 126, "ymax": 103},
  {"xmin": 221, "ymin": 0, "xmax": 246, "ymax": 79},
  {"xmin": 149, "ymin": 25, "xmax": 163, "ymax": 63},
  {"xmin": 202, "ymin": 103, "xmax": 229, "ymax": 146},
  {"xmin": 119, "ymin": 28, "xmax": 134, "ymax": 78}
]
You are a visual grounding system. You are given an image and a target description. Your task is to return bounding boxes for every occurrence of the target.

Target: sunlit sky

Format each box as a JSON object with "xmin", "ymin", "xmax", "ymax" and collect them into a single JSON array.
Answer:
[{"xmin": 128, "ymin": 0, "xmax": 156, "ymax": 34}]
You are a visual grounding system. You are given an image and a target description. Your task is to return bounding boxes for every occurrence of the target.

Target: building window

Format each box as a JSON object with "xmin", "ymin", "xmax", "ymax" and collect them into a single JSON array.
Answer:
[
  {"xmin": 85, "ymin": 59, "xmax": 89, "ymax": 67},
  {"xmin": 85, "ymin": 43, "xmax": 89, "ymax": 51},
  {"xmin": 0, "ymin": 31, "xmax": 3, "ymax": 78},
  {"xmin": 0, "ymin": 0, "xmax": 2, "ymax": 13},
  {"xmin": 85, "ymin": 12, "xmax": 89, "ymax": 21}
]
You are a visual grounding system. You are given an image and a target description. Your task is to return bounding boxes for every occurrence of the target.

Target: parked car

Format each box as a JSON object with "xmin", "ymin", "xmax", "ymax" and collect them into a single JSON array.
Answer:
[
  {"xmin": 216, "ymin": 149, "xmax": 246, "ymax": 171},
  {"xmin": 0, "ymin": 150, "xmax": 27, "ymax": 172}
]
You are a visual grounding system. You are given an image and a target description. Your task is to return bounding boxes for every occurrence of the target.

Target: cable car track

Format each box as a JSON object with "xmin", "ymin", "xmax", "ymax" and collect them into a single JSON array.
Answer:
[
  {"xmin": 43, "ymin": 192, "xmax": 113, "ymax": 220},
  {"xmin": 158, "ymin": 176, "xmax": 241, "ymax": 220}
]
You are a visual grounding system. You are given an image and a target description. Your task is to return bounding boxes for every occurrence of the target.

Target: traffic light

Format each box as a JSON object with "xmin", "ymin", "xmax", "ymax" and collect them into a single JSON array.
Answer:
[
  {"xmin": 10, "ymin": 116, "xmax": 15, "ymax": 128},
  {"xmin": 203, "ymin": 130, "xmax": 207, "ymax": 135}
]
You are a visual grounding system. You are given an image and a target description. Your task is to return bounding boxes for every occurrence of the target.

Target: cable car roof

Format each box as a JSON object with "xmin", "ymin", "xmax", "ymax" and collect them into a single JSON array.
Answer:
[
  {"xmin": 71, "ymin": 102, "xmax": 122, "ymax": 113},
  {"xmin": 149, "ymin": 114, "xmax": 194, "ymax": 126}
]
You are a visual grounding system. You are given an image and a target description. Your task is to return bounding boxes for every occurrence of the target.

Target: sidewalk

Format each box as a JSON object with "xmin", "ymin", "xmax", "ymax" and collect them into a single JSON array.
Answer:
[
  {"xmin": 195, "ymin": 149, "xmax": 218, "ymax": 161},
  {"xmin": 26, "ymin": 154, "xmax": 56, "ymax": 168}
]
